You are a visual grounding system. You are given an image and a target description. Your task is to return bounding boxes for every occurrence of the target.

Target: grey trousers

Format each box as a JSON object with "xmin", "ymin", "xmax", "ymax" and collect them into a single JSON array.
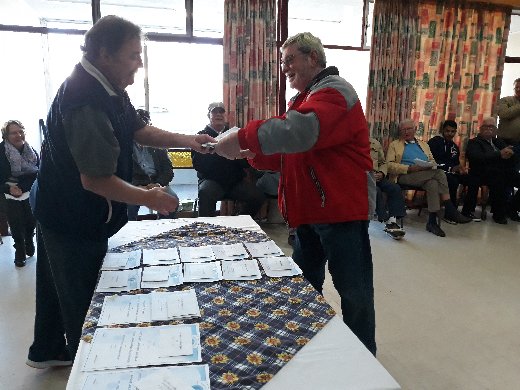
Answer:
[{"xmin": 397, "ymin": 169, "xmax": 449, "ymax": 212}]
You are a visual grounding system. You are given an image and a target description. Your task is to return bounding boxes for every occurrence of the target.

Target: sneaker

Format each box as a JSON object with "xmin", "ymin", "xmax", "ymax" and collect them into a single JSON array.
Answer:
[
  {"xmin": 444, "ymin": 211, "xmax": 472, "ymax": 224},
  {"xmin": 442, "ymin": 216, "xmax": 458, "ymax": 225},
  {"xmin": 384, "ymin": 222, "xmax": 405, "ymax": 240},
  {"xmin": 26, "ymin": 355, "xmax": 72, "ymax": 369},
  {"xmin": 426, "ymin": 222, "xmax": 446, "ymax": 237},
  {"xmin": 461, "ymin": 212, "xmax": 481, "ymax": 222},
  {"xmin": 509, "ymin": 211, "xmax": 520, "ymax": 222},
  {"xmin": 14, "ymin": 259, "xmax": 26, "ymax": 267}
]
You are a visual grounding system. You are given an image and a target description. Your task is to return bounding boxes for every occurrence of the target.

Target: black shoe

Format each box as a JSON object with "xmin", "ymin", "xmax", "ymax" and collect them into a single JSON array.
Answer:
[
  {"xmin": 444, "ymin": 211, "xmax": 472, "ymax": 224},
  {"xmin": 426, "ymin": 222, "xmax": 446, "ymax": 237},
  {"xmin": 509, "ymin": 211, "xmax": 520, "ymax": 222},
  {"xmin": 461, "ymin": 212, "xmax": 481, "ymax": 222},
  {"xmin": 25, "ymin": 240, "xmax": 35, "ymax": 257},
  {"xmin": 492, "ymin": 215, "xmax": 508, "ymax": 224},
  {"xmin": 14, "ymin": 259, "xmax": 26, "ymax": 267},
  {"xmin": 26, "ymin": 352, "xmax": 72, "ymax": 369}
]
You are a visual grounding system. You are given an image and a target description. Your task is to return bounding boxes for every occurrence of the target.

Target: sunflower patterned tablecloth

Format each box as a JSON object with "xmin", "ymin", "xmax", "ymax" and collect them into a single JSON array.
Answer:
[{"xmin": 82, "ymin": 222, "xmax": 336, "ymax": 389}]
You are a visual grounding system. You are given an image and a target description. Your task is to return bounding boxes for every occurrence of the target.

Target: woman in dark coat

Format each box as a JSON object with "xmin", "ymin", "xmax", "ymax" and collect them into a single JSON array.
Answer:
[{"xmin": 0, "ymin": 120, "xmax": 39, "ymax": 267}]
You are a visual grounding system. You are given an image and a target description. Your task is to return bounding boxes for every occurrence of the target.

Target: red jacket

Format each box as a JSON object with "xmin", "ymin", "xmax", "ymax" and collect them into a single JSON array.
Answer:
[{"xmin": 238, "ymin": 67, "xmax": 374, "ymax": 227}]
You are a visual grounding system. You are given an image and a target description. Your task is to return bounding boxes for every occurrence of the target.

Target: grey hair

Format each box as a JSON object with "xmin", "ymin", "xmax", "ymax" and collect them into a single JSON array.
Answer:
[
  {"xmin": 81, "ymin": 15, "xmax": 142, "ymax": 61},
  {"xmin": 1, "ymin": 120, "xmax": 24, "ymax": 140},
  {"xmin": 282, "ymin": 32, "xmax": 326, "ymax": 68}
]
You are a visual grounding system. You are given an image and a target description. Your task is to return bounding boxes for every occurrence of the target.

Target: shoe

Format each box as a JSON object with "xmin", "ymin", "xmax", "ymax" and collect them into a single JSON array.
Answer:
[
  {"xmin": 384, "ymin": 222, "xmax": 405, "ymax": 240},
  {"xmin": 461, "ymin": 212, "xmax": 481, "ymax": 222},
  {"xmin": 444, "ymin": 211, "xmax": 472, "ymax": 224},
  {"xmin": 25, "ymin": 240, "xmax": 35, "ymax": 257},
  {"xmin": 492, "ymin": 215, "xmax": 508, "ymax": 224},
  {"xmin": 509, "ymin": 211, "xmax": 520, "ymax": 222},
  {"xmin": 26, "ymin": 354, "xmax": 72, "ymax": 369},
  {"xmin": 426, "ymin": 222, "xmax": 446, "ymax": 237},
  {"xmin": 14, "ymin": 259, "xmax": 26, "ymax": 267}
]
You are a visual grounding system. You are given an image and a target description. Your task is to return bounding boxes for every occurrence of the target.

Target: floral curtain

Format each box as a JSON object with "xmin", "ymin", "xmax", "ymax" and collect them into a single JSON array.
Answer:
[
  {"xmin": 223, "ymin": 0, "xmax": 278, "ymax": 128},
  {"xmin": 366, "ymin": 0, "xmax": 419, "ymax": 150},
  {"xmin": 412, "ymin": 2, "xmax": 511, "ymax": 150}
]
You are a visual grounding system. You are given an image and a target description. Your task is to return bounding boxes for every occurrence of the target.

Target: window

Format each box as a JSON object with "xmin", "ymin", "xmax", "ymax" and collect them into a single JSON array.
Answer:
[{"xmin": 193, "ymin": 0, "xmax": 224, "ymax": 38}]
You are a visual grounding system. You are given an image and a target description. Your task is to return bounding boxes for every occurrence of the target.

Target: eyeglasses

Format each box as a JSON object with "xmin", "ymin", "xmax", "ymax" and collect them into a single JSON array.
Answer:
[
  {"xmin": 8, "ymin": 129, "xmax": 25, "ymax": 136},
  {"xmin": 280, "ymin": 53, "xmax": 306, "ymax": 68},
  {"xmin": 481, "ymin": 125, "xmax": 497, "ymax": 130},
  {"xmin": 400, "ymin": 127, "xmax": 415, "ymax": 132}
]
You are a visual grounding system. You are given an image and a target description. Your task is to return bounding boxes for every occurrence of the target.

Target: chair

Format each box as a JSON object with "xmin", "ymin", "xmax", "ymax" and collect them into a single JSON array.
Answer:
[{"xmin": 399, "ymin": 184, "xmax": 427, "ymax": 216}]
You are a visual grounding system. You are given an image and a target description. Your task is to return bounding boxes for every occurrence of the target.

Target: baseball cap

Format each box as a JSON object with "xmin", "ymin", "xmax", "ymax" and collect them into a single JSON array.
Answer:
[{"xmin": 208, "ymin": 102, "xmax": 225, "ymax": 114}]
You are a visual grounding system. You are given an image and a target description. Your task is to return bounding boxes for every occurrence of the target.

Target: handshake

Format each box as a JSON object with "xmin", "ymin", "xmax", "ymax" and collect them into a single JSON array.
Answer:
[{"xmin": 201, "ymin": 127, "xmax": 255, "ymax": 160}]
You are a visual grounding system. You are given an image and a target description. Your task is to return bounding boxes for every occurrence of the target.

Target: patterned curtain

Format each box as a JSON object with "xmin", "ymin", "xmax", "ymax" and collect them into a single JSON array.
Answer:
[
  {"xmin": 412, "ymin": 1, "xmax": 511, "ymax": 150},
  {"xmin": 366, "ymin": 0, "xmax": 419, "ymax": 150},
  {"xmin": 223, "ymin": 0, "xmax": 278, "ymax": 128}
]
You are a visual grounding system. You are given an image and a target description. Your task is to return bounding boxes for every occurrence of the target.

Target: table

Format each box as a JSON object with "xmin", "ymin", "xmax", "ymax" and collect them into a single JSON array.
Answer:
[{"xmin": 67, "ymin": 216, "xmax": 400, "ymax": 390}]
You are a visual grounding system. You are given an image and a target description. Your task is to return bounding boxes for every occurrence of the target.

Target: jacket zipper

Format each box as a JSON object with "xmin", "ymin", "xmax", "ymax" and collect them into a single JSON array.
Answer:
[{"xmin": 309, "ymin": 166, "xmax": 326, "ymax": 208}]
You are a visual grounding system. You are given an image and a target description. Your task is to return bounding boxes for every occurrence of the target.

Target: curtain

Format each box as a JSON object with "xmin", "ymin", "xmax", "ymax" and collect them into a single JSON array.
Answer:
[
  {"xmin": 412, "ymin": 2, "xmax": 511, "ymax": 149},
  {"xmin": 223, "ymin": 0, "xmax": 278, "ymax": 128},
  {"xmin": 366, "ymin": 0, "xmax": 419, "ymax": 150}
]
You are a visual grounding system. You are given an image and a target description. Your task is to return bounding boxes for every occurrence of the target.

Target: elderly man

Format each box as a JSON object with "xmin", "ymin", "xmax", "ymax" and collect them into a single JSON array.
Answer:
[
  {"xmin": 215, "ymin": 32, "xmax": 377, "ymax": 355},
  {"xmin": 27, "ymin": 16, "xmax": 214, "ymax": 367},
  {"xmin": 191, "ymin": 102, "xmax": 265, "ymax": 217},
  {"xmin": 386, "ymin": 119, "xmax": 471, "ymax": 237},
  {"xmin": 370, "ymin": 137, "xmax": 406, "ymax": 239},
  {"xmin": 464, "ymin": 117, "xmax": 520, "ymax": 224},
  {"xmin": 496, "ymin": 78, "xmax": 520, "ymax": 146}
]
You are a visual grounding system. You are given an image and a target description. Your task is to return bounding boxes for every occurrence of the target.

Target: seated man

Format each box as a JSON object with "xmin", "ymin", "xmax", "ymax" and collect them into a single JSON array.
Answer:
[
  {"xmin": 370, "ymin": 137, "xmax": 406, "ymax": 239},
  {"xmin": 386, "ymin": 119, "xmax": 471, "ymax": 237},
  {"xmin": 463, "ymin": 117, "xmax": 520, "ymax": 224},
  {"xmin": 428, "ymin": 120, "xmax": 480, "ymax": 220},
  {"xmin": 128, "ymin": 109, "xmax": 176, "ymax": 221},
  {"xmin": 191, "ymin": 102, "xmax": 265, "ymax": 217}
]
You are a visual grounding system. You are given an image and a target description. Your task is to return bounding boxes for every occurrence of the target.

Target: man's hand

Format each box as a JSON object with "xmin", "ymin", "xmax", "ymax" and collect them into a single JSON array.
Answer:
[
  {"xmin": 143, "ymin": 187, "xmax": 179, "ymax": 216},
  {"xmin": 452, "ymin": 165, "xmax": 468, "ymax": 175},
  {"xmin": 9, "ymin": 185, "xmax": 23, "ymax": 197},
  {"xmin": 407, "ymin": 164, "xmax": 431, "ymax": 173},
  {"xmin": 192, "ymin": 134, "xmax": 217, "ymax": 154},
  {"xmin": 500, "ymin": 146, "xmax": 514, "ymax": 159},
  {"xmin": 214, "ymin": 130, "xmax": 243, "ymax": 160}
]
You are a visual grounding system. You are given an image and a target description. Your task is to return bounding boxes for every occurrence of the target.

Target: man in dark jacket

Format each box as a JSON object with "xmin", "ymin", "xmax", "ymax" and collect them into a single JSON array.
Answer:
[
  {"xmin": 191, "ymin": 102, "xmax": 264, "ymax": 217},
  {"xmin": 27, "ymin": 16, "xmax": 214, "ymax": 368},
  {"xmin": 464, "ymin": 117, "xmax": 520, "ymax": 224}
]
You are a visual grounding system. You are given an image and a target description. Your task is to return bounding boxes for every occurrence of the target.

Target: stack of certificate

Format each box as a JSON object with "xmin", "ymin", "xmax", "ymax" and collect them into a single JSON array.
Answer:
[
  {"xmin": 221, "ymin": 259, "xmax": 262, "ymax": 280},
  {"xmin": 96, "ymin": 269, "xmax": 142, "ymax": 293},
  {"xmin": 98, "ymin": 289, "xmax": 201, "ymax": 325},
  {"xmin": 212, "ymin": 243, "xmax": 250, "ymax": 260},
  {"xmin": 82, "ymin": 364, "xmax": 210, "ymax": 390},
  {"xmin": 259, "ymin": 256, "xmax": 303, "ymax": 277},
  {"xmin": 142, "ymin": 248, "xmax": 180, "ymax": 266},
  {"xmin": 245, "ymin": 240, "xmax": 285, "ymax": 258},
  {"xmin": 101, "ymin": 249, "xmax": 141, "ymax": 270},
  {"xmin": 140, "ymin": 264, "xmax": 184, "ymax": 288},
  {"xmin": 82, "ymin": 324, "xmax": 202, "ymax": 371},
  {"xmin": 179, "ymin": 245, "xmax": 216, "ymax": 263}
]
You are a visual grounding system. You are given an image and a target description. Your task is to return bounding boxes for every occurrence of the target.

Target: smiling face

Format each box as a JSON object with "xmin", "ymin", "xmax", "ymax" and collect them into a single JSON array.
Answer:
[
  {"xmin": 479, "ymin": 118, "xmax": 497, "ymax": 140},
  {"xmin": 97, "ymin": 37, "xmax": 143, "ymax": 90},
  {"xmin": 281, "ymin": 44, "xmax": 320, "ymax": 93}
]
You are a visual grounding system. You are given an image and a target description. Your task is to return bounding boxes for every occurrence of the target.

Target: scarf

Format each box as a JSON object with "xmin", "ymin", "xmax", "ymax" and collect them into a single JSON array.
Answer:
[{"xmin": 4, "ymin": 141, "xmax": 38, "ymax": 177}]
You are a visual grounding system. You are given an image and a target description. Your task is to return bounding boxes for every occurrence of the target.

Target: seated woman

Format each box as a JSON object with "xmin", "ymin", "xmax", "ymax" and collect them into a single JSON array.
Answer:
[{"xmin": 0, "ymin": 120, "xmax": 39, "ymax": 267}]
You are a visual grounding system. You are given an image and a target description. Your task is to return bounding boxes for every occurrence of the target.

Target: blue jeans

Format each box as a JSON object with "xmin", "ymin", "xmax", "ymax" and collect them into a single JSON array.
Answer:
[
  {"xmin": 375, "ymin": 178, "xmax": 406, "ymax": 221},
  {"xmin": 28, "ymin": 224, "xmax": 107, "ymax": 361},
  {"xmin": 292, "ymin": 221, "xmax": 376, "ymax": 355}
]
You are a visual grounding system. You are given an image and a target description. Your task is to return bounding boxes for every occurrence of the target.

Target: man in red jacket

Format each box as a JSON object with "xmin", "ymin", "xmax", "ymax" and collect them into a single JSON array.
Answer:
[{"xmin": 216, "ymin": 32, "xmax": 377, "ymax": 355}]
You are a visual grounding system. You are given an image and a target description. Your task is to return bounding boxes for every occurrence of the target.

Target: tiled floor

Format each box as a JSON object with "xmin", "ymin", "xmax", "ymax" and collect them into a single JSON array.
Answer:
[{"xmin": 1, "ymin": 211, "xmax": 519, "ymax": 389}]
